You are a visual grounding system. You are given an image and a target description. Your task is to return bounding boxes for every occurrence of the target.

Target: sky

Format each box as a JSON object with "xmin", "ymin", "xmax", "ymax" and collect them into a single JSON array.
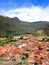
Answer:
[{"xmin": 0, "ymin": 0, "xmax": 49, "ymax": 22}]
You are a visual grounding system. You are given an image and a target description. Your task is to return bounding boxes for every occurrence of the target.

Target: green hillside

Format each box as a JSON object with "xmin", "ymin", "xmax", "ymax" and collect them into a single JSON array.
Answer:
[{"xmin": 0, "ymin": 15, "xmax": 49, "ymax": 37}]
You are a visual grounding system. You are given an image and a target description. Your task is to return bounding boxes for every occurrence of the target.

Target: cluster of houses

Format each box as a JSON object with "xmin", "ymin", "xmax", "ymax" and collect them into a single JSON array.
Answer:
[{"xmin": 0, "ymin": 34, "xmax": 49, "ymax": 65}]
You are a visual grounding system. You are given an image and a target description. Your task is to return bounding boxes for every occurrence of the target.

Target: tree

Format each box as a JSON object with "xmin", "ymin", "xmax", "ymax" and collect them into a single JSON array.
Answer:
[{"xmin": 44, "ymin": 24, "xmax": 49, "ymax": 36}]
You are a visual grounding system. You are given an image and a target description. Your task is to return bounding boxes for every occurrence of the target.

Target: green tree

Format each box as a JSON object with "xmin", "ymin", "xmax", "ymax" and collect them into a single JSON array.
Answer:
[{"xmin": 44, "ymin": 24, "xmax": 49, "ymax": 36}]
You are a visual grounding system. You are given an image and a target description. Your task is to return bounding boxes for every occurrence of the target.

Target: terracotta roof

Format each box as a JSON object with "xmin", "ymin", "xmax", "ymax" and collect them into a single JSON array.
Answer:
[
  {"xmin": 15, "ymin": 54, "xmax": 20, "ymax": 57},
  {"xmin": 27, "ymin": 59, "xmax": 35, "ymax": 63},
  {"xmin": 29, "ymin": 52, "xmax": 34, "ymax": 58},
  {"xmin": 38, "ymin": 57, "xmax": 42, "ymax": 63},
  {"xmin": 42, "ymin": 62, "xmax": 46, "ymax": 65},
  {"xmin": 16, "ymin": 48, "xmax": 22, "ymax": 54}
]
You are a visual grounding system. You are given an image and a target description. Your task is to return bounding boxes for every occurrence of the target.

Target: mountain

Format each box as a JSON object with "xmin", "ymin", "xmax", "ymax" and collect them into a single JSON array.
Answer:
[
  {"xmin": 0, "ymin": 15, "xmax": 49, "ymax": 37},
  {"xmin": 11, "ymin": 17, "xmax": 21, "ymax": 23}
]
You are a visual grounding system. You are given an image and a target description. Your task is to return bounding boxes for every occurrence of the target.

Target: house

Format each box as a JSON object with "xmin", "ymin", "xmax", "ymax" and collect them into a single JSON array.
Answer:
[{"xmin": 27, "ymin": 52, "xmax": 35, "ymax": 65}]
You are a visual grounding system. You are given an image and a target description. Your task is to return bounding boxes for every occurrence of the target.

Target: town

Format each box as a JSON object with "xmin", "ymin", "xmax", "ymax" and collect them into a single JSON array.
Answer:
[{"xmin": 0, "ymin": 34, "xmax": 49, "ymax": 65}]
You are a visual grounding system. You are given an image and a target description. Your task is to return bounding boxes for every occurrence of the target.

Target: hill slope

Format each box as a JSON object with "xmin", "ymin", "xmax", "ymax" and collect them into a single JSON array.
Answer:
[{"xmin": 0, "ymin": 15, "xmax": 49, "ymax": 37}]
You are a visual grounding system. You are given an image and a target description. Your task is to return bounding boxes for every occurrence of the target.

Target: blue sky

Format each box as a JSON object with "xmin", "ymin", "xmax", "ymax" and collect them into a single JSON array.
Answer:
[
  {"xmin": 0, "ymin": 0, "xmax": 49, "ymax": 10},
  {"xmin": 0, "ymin": 0, "xmax": 49, "ymax": 22}
]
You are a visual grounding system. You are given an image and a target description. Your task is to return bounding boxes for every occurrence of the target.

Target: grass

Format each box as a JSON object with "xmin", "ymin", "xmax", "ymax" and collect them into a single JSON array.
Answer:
[
  {"xmin": 0, "ymin": 38, "xmax": 16, "ymax": 46},
  {"xmin": 0, "ymin": 58, "xmax": 4, "ymax": 62}
]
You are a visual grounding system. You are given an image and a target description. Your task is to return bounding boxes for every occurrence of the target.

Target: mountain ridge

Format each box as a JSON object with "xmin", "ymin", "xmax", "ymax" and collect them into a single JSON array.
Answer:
[{"xmin": 0, "ymin": 15, "xmax": 49, "ymax": 37}]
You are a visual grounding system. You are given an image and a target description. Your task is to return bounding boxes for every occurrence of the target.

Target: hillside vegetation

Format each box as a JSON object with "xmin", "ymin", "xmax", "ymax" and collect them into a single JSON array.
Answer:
[{"xmin": 0, "ymin": 15, "xmax": 49, "ymax": 37}]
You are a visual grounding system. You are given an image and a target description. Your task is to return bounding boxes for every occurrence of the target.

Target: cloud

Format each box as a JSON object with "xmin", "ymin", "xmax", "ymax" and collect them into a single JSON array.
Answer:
[{"xmin": 0, "ymin": 5, "xmax": 49, "ymax": 22}]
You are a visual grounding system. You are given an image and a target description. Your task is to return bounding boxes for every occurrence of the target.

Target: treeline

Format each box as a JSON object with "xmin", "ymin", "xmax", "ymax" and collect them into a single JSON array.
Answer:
[{"xmin": 44, "ymin": 24, "xmax": 49, "ymax": 36}]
